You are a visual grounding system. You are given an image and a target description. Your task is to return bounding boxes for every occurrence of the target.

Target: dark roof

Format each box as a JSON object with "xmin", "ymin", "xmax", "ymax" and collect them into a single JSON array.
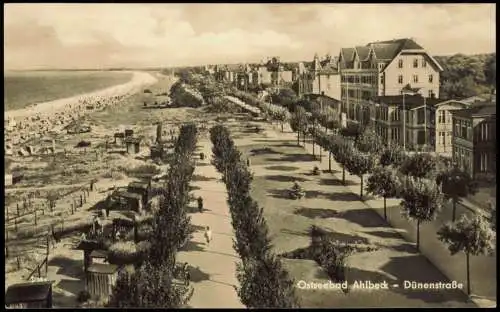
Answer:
[
  {"xmin": 75, "ymin": 239, "xmax": 104, "ymax": 251},
  {"xmin": 451, "ymin": 103, "xmax": 497, "ymax": 118},
  {"xmin": 370, "ymin": 43, "xmax": 401, "ymax": 60},
  {"xmin": 128, "ymin": 181, "xmax": 149, "ymax": 189},
  {"xmin": 117, "ymin": 191, "xmax": 142, "ymax": 201},
  {"xmin": 90, "ymin": 249, "xmax": 109, "ymax": 259},
  {"xmin": 5, "ymin": 281, "xmax": 53, "ymax": 304},
  {"xmin": 374, "ymin": 95, "xmax": 443, "ymax": 110},
  {"xmin": 114, "ymin": 132, "xmax": 125, "ymax": 138},
  {"xmin": 355, "ymin": 46, "xmax": 370, "ymax": 60},
  {"xmin": 87, "ymin": 263, "xmax": 120, "ymax": 274},
  {"xmin": 341, "ymin": 48, "xmax": 355, "ymax": 62},
  {"xmin": 124, "ymin": 137, "xmax": 142, "ymax": 144},
  {"xmin": 369, "ymin": 38, "xmax": 424, "ymax": 50}
]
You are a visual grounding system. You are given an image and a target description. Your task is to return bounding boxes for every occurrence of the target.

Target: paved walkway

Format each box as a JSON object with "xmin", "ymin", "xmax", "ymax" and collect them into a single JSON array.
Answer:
[
  {"xmin": 273, "ymin": 122, "xmax": 496, "ymax": 308},
  {"xmin": 176, "ymin": 140, "xmax": 243, "ymax": 308}
]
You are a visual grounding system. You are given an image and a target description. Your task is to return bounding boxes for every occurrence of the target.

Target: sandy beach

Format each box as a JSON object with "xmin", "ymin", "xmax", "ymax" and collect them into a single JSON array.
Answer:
[{"xmin": 5, "ymin": 71, "xmax": 158, "ymax": 120}]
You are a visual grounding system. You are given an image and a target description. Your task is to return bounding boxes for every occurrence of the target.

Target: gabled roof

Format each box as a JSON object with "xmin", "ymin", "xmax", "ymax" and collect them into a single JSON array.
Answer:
[
  {"xmin": 340, "ymin": 48, "xmax": 355, "ymax": 63},
  {"xmin": 87, "ymin": 263, "xmax": 120, "ymax": 274},
  {"xmin": 451, "ymin": 103, "xmax": 497, "ymax": 118},
  {"xmin": 369, "ymin": 43, "xmax": 401, "ymax": 60},
  {"xmin": 355, "ymin": 46, "xmax": 370, "ymax": 61}
]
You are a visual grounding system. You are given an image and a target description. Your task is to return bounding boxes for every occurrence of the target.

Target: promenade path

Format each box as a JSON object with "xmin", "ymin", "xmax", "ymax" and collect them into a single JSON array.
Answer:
[
  {"xmin": 273, "ymin": 122, "xmax": 496, "ymax": 308},
  {"xmin": 176, "ymin": 139, "xmax": 244, "ymax": 308},
  {"xmin": 225, "ymin": 97, "xmax": 495, "ymax": 308}
]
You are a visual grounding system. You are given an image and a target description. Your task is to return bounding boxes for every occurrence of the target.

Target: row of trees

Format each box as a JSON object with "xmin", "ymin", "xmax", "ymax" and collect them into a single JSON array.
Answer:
[
  {"xmin": 229, "ymin": 87, "xmax": 495, "ymax": 296},
  {"xmin": 108, "ymin": 123, "xmax": 199, "ymax": 307},
  {"xmin": 209, "ymin": 125, "xmax": 300, "ymax": 308}
]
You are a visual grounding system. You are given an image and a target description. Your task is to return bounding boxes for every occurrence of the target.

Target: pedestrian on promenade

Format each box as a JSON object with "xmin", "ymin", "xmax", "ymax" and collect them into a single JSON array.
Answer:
[
  {"xmin": 204, "ymin": 226, "xmax": 212, "ymax": 246},
  {"xmin": 197, "ymin": 196, "xmax": 204, "ymax": 213}
]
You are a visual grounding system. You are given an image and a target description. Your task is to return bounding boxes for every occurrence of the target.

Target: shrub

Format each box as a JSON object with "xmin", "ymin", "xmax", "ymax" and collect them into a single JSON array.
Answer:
[
  {"xmin": 108, "ymin": 241, "xmax": 148, "ymax": 265},
  {"xmin": 289, "ymin": 182, "xmax": 305, "ymax": 200},
  {"xmin": 312, "ymin": 165, "xmax": 320, "ymax": 176}
]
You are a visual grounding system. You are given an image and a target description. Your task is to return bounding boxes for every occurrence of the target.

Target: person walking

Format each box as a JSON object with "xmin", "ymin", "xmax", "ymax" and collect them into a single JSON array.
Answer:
[{"xmin": 204, "ymin": 226, "xmax": 212, "ymax": 246}]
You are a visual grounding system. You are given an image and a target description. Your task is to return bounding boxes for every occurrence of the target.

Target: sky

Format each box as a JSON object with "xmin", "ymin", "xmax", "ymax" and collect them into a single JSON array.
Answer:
[{"xmin": 4, "ymin": 3, "xmax": 496, "ymax": 70}]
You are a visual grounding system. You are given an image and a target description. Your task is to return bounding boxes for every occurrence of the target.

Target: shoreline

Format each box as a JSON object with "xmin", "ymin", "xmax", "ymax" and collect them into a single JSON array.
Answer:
[{"xmin": 5, "ymin": 71, "xmax": 158, "ymax": 120}]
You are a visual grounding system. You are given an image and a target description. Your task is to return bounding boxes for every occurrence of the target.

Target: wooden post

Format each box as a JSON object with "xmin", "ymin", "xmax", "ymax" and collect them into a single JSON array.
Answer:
[
  {"xmin": 17, "ymin": 256, "xmax": 20, "ymax": 269},
  {"xmin": 35, "ymin": 209, "xmax": 38, "ymax": 226},
  {"xmin": 80, "ymin": 195, "xmax": 83, "ymax": 207},
  {"xmin": 38, "ymin": 264, "xmax": 42, "ymax": 277},
  {"xmin": 17, "ymin": 203, "xmax": 20, "ymax": 216},
  {"xmin": 46, "ymin": 234, "xmax": 50, "ymax": 256}
]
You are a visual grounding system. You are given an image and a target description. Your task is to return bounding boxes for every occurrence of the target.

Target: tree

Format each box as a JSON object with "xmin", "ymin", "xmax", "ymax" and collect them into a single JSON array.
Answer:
[
  {"xmin": 332, "ymin": 140, "xmax": 355, "ymax": 185},
  {"xmin": 235, "ymin": 255, "xmax": 300, "ymax": 308},
  {"xmin": 436, "ymin": 165, "xmax": 477, "ymax": 222},
  {"xmin": 399, "ymin": 153, "xmax": 436, "ymax": 179},
  {"xmin": 400, "ymin": 177, "xmax": 444, "ymax": 251},
  {"xmin": 366, "ymin": 166, "xmax": 401, "ymax": 220},
  {"xmin": 379, "ymin": 145, "xmax": 407, "ymax": 168},
  {"xmin": 484, "ymin": 54, "xmax": 496, "ymax": 91},
  {"xmin": 107, "ymin": 261, "xmax": 193, "ymax": 308},
  {"xmin": 344, "ymin": 150, "xmax": 376, "ymax": 199},
  {"xmin": 437, "ymin": 214, "xmax": 496, "ymax": 295},
  {"xmin": 355, "ymin": 125, "xmax": 384, "ymax": 155},
  {"xmin": 289, "ymin": 106, "xmax": 308, "ymax": 146}
]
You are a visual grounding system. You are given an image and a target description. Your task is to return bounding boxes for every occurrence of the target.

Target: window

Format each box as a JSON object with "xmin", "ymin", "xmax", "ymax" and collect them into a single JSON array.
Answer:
[
  {"xmin": 380, "ymin": 75, "xmax": 384, "ymax": 85},
  {"xmin": 413, "ymin": 75, "xmax": 419, "ymax": 83},
  {"xmin": 428, "ymin": 75, "xmax": 433, "ymax": 83},
  {"xmin": 417, "ymin": 130, "xmax": 425, "ymax": 144},
  {"xmin": 413, "ymin": 58, "xmax": 419, "ymax": 68},
  {"xmin": 481, "ymin": 123, "xmax": 489, "ymax": 141},
  {"xmin": 480, "ymin": 153, "xmax": 488, "ymax": 172},
  {"xmin": 461, "ymin": 120, "xmax": 468, "ymax": 139},
  {"xmin": 438, "ymin": 111, "xmax": 445, "ymax": 123},
  {"xmin": 439, "ymin": 132, "xmax": 445, "ymax": 144},
  {"xmin": 428, "ymin": 90, "xmax": 434, "ymax": 98},
  {"xmin": 417, "ymin": 108, "xmax": 425, "ymax": 124},
  {"xmin": 398, "ymin": 75, "xmax": 403, "ymax": 84},
  {"xmin": 398, "ymin": 59, "xmax": 403, "ymax": 68},
  {"xmin": 422, "ymin": 59, "xmax": 427, "ymax": 67}
]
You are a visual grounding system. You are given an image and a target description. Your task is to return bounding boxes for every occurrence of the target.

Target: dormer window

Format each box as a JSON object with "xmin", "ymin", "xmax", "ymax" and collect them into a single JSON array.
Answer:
[{"xmin": 398, "ymin": 59, "xmax": 403, "ymax": 68}]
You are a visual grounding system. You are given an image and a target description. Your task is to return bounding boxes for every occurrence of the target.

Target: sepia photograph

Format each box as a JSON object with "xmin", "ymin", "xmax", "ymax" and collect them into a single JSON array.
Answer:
[{"xmin": 4, "ymin": 3, "xmax": 496, "ymax": 309}]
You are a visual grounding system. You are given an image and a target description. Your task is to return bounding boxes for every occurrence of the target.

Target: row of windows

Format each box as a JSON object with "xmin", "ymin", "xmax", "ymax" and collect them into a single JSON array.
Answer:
[
  {"xmin": 398, "ymin": 74, "xmax": 433, "ymax": 84},
  {"xmin": 454, "ymin": 119, "xmax": 473, "ymax": 140},
  {"xmin": 398, "ymin": 58, "xmax": 427, "ymax": 68},
  {"xmin": 341, "ymin": 75, "xmax": 377, "ymax": 84},
  {"xmin": 437, "ymin": 110, "xmax": 452, "ymax": 124},
  {"xmin": 437, "ymin": 131, "xmax": 453, "ymax": 144},
  {"xmin": 453, "ymin": 146, "xmax": 472, "ymax": 173}
]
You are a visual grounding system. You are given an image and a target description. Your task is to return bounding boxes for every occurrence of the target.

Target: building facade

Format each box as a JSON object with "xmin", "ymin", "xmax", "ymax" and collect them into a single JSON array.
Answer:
[
  {"xmin": 451, "ymin": 103, "xmax": 496, "ymax": 180},
  {"xmin": 296, "ymin": 54, "xmax": 341, "ymax": 100},
  {"xmin": 371, "ymin": 95, "xmax": 441, "ymax": 150},
  {"xmin": 434, "ymin": 100, "xmax": 470, "ymax": 156},
  {"xmin": 338, "ymin": 38, "xmax": 443, "ymax": 127}
]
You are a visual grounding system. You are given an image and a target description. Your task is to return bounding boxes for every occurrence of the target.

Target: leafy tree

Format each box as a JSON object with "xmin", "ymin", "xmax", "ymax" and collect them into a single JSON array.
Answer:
[
  {"xmin": 289, "ymin": 106, "xmax": 309, "ymax": 146},
  {"xmin": 399, "ymin": 153, "xmax": 436, "ymax": 179},
  {"xmin": 366, "ymin": 166, "xmax": 401, "ymax": 220},
  {"xmin": 438, "ymin": 214, "xmax": 496, "ymax": 295},
  {"xmin": 400, "ymin": 177, "xmax": 444, "ymax": 251},
  {"xmin": 235, "ymin": 255, "xmax": 300, "ymax": 308},
  {"xmin": 379, "ymin": 145, "xmax": 407, "ymax": 168},
  {"xmin": 484, "ymin": 54, "xmax": 496, "ymax": 93},
  {"xmin": 231, "ymin": 196, "xmax": 273, "ymax": 261},
  {"xmin": 436, "ymin": 165, "xmax": 477, "ymax": 222},
  {"xmin": 107, "ymin": 261, "xmax": 193, "ymax": 308},
  {"xmin": 271, "ymin": 88, "xmax": 298, "ymax": 109},
  {"xmin": 108, "ymin": 270, "xmax": 138, "ymax": 307},
  {"xmin": 332, "ymin": 140, "xmax": 355, "ymax": 185},
  {"xmin": 355, "ymin": 125, "xmax": 384, "ymax": 155},
  {"xmin": 344, "ymin": 150, "xmax": 376, "ymax": 199}
]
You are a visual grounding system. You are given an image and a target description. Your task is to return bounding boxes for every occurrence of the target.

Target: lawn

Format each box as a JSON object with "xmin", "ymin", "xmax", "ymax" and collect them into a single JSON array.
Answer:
[{"xmin": 228, "ymin": 121, "xmax": 475, "ymax": 308}]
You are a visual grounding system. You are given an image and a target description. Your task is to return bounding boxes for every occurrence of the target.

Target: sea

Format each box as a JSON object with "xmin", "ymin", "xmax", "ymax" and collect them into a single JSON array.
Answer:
[{"xmin": 4, "ymin": 70, "xmax": 133, "ymax": 111}]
